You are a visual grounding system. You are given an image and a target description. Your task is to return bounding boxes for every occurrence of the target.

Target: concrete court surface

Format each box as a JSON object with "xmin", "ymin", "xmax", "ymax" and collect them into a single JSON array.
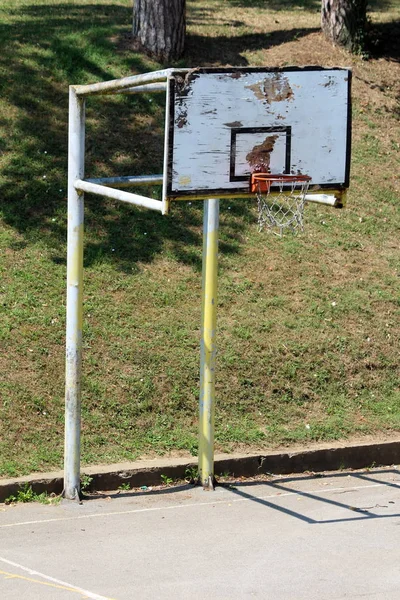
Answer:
[{"xmin": 0, "ymin": 467, "xmax": 399, "ymax": 600}]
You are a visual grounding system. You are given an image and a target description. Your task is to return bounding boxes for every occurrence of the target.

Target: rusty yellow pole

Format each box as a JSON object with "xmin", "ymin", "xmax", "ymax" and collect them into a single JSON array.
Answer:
[{"xmin": 199, "ymin": 199, "xmax": 219, "ymax": 490}]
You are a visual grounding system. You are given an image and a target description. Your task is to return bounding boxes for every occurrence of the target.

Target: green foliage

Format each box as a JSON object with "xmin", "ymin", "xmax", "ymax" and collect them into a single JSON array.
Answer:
[
  {"xmin": 5, "ymin": 484, "xmax": 60, "ymax": 505},
  {"xmin": 80, "ymin": 474, "xmax": 93, "ymax": 491},
  {"xmin": 118, "ymin": 482, "xmax": 131, "ymax": 491},
  {"xmin": 160, "ymin": 474, "xmax": 174, "ymax": 485},
  {"xmin": 184, "ymin": 466, "xmax": 199, "ymax": 483}
]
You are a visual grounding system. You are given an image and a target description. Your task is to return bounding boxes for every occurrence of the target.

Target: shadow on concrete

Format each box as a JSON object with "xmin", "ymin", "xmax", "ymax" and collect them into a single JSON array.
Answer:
[
  {"xmin": 219, "ymin": 468, "xmax": 400, "ymax": 524},
  {"xmin": 81, "ymin": 468, "xmax": 400, "ymax": 527}
]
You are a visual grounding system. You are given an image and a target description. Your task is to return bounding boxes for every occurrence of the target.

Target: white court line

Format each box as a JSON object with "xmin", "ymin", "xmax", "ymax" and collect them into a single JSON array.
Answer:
[
  {"xmin": 0, "ymin": 482, "xmax": 384, "ymax": 529},
  {"xmin": 0, "ymin": 556, "xmax": 115, "ymax": 599}
]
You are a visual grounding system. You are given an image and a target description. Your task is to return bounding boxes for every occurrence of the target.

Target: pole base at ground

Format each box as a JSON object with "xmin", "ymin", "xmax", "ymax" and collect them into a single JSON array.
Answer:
[
  {"xmin": 202, "ymin": 475, "xmax": 216, "ymax": 491},
  {"xmin": 61, "ymin": 486, "xmax": 83, "ymax": 503}
]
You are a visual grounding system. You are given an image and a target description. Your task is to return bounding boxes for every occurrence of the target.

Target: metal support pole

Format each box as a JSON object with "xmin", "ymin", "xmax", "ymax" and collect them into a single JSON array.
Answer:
[
  {"xmin": 199, "ymin": 199, "xmax": 219, "ymax": 490},
  {"xmin": 64, "ymin": 87, "xmax": 85, "ymax": 500}
]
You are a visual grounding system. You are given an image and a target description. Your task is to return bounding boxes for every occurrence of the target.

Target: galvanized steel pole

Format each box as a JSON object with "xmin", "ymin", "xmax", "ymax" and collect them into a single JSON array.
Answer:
[
  {"xmin": 199, "ymin": 199, "xmax": 219, "ymax": 490},
  {"xmin": 64, "ymin": 87, "xmax": 85, "ymax": 500}
]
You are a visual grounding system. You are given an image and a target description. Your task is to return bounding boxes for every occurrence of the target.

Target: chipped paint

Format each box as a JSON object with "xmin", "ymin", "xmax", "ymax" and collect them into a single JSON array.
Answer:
[
  {"xmin": 321, "ymin": 76, "xmax": 336, "ymax": 88},
  {"xmin": 246, "ymin": 74, "xmax": 294, "ymax": 104},
  {"xmin": 224, "ymin": 121, "xmax": 243, "ymax": 128},
  {"xmin": 174, "ymin": 68, "xmax": 200, "ymax": 97},
  {"xmin": 176, "ymin": 112, "xmax": 187, "ymax": 128},
  {"xmin": 179, "ymin": 175, "xmax": 192, "ymax": 186},
  {"xmin": 68, "ymin": 223, "xmax": 83, "ymax": 286},
  {"xmin": 174, "ymin": 70, "xmax": 200, "ymax": 132}
]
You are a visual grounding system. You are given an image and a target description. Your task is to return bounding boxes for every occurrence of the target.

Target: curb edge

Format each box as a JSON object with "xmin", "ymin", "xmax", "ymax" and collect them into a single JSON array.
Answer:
[{"xmin": 1, "ymin": 439, "xmax": 399, "ymax": 503}]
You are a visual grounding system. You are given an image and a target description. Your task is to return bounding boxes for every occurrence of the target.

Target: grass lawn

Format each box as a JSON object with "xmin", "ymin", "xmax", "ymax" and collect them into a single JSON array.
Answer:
[{"xmin": 0, "ymin": 0, "xmax": 399, "ymax": 477}]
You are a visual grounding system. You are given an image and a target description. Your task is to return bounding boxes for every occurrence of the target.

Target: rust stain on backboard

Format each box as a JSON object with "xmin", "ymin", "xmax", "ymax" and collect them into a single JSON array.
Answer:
[
  {"xmin": 246, "ymin": 74, "xmax": 294, "ymax": 104},
  {"xmin": 246, "ymin": 135, "xmax": 278, "ymax": 171},
  {"xmin": 224, "ymin": 121, "xmax": 243, "ymax": 128},
  {"xmin": 321, "ymin": 76, "xmax": 336, "ymax": 88}
]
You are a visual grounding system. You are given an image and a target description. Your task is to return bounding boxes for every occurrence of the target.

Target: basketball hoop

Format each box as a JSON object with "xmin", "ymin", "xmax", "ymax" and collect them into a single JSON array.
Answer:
[{"xmin": 250, "ymin": 173, "xmax": 312, "ymax": 236}]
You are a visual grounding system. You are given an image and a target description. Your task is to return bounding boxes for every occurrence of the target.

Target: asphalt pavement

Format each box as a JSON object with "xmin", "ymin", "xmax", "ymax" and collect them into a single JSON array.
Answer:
[{"xmin": 0, "ymin": 466, "xmax": 399, "ymax": 599}]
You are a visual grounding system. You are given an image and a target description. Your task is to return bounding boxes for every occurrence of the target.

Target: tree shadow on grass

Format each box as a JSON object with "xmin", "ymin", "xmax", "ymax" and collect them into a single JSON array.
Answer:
[
  {"xmin": 369, "ymin": 0, "xmax": 399, "ymax": 11},
  {"xmin": 2, "ymin": 3, "xmax": 323, "ymax": 274},
  {"xmin": 226, "ymin": 0, "xmax": 396, "ymax": 10},
  {"xmin": 225, "ymin": 0, "xmax": 321, "ymax": 10},
  {"xmin": 185, "ymin": 28, "xmax": 319, "ymax": 66},
  {"xmin": 368, "ymin": 19, "xmax": 400, "ymax": 62},
  {"xmin": 0, "ymin": 5, "xmax": 145, "ymax": 234},
  {"xmin": 0, "ymin": 3, "xmax": 252, "ymax": 273}
]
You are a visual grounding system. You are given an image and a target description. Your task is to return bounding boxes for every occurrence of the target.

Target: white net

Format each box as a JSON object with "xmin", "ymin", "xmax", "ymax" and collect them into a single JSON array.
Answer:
[{"xmin": 254, "ymin": 174, "xmax": 311, "ymax": 236}]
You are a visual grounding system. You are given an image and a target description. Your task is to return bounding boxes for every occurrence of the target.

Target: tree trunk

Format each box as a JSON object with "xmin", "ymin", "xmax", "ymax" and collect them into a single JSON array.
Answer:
[
  {"xmin": 132, "ymin": 0, "xmax": 186, "ymax": 62},
  {"xmin": 321, "ymin": 0, "xmax": 368, "ymax": 52}
]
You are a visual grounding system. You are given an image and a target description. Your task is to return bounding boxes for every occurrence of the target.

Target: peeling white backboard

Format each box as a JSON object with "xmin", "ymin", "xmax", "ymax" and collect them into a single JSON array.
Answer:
[{"xmin": 166, "ymin": 67, "xmax": 351, "ymax": 200}]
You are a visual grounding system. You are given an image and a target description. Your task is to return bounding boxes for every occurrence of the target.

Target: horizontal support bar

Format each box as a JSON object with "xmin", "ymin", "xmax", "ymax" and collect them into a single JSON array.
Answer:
[
  {"xmin": 75, "ymin": 179, "xmax": 163, "ymax": 212},
  {"xmin": 73, "ymin": 69, "xmax": 173, "ymax": 97},
  {"xmin": 113, "ymin": 83, "xmax": 167, "ymax": 95},
  {"xmin": 304, "ymin": 194, "xmax": 338, "ymax": 206},
  {"xmin": 85, "ymin": 175, "xmax": 163, "ymax": 188}
]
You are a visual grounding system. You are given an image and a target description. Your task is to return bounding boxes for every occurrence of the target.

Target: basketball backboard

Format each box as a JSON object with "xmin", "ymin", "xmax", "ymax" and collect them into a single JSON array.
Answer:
[{"xmin": 162, "ymin": 67, "xmax": 351, "ymax": 213}]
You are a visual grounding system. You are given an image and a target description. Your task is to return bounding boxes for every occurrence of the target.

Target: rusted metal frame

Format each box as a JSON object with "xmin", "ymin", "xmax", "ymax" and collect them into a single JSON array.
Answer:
[
  {"xmin": 64, "ymin": 87, "xmax": 85, "ymax": 501},
  {"xmin": 75, "ymin": 180, "xmax": 163, "ymax": 213},
  {"xmin": 74, "ymin": 68, "xmax": 175, "ymax": 97},
  {"xmin": 85, "ymin": 175, "xmax": 163, "ymax": 188}
]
